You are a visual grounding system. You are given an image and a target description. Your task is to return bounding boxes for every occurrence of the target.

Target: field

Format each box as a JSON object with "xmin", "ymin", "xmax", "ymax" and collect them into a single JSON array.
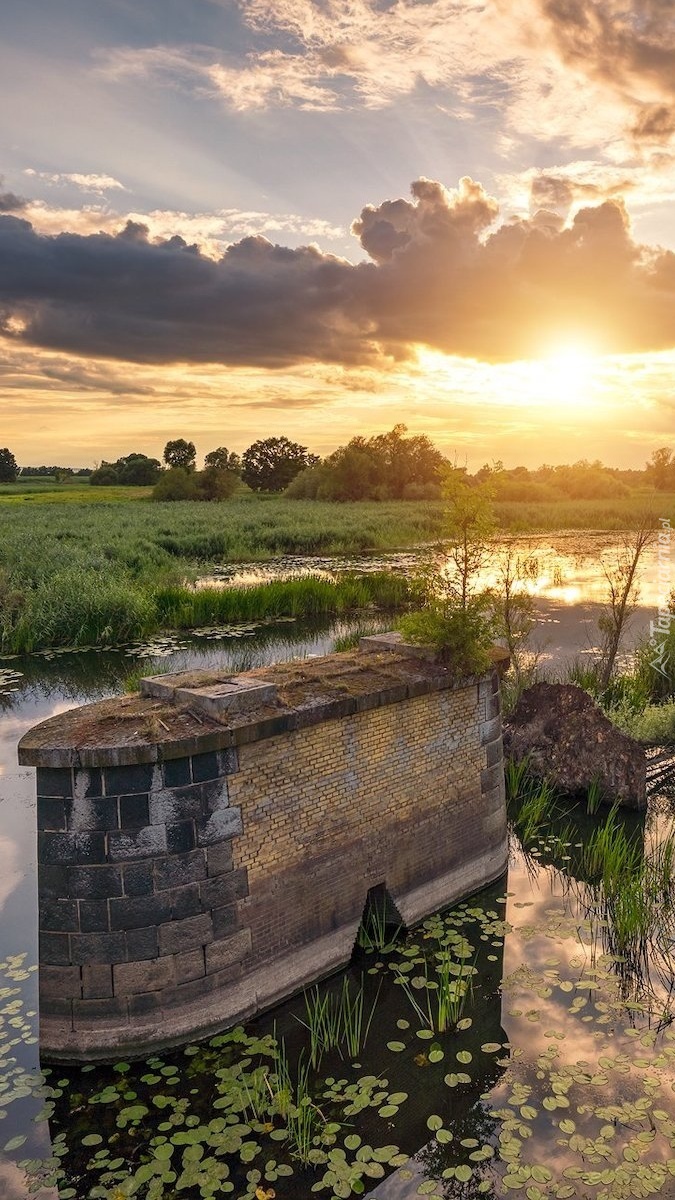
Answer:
[{"xmin": 1, "ymin": 489, "xmax": 673, "ymax": 654}]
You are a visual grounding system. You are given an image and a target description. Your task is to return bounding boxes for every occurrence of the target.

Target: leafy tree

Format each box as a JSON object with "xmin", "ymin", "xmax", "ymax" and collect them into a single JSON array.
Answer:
[
  {"xmin": 286, "ymin": 425, "xmax": 444, "ymax": 501},
  {"xmin": 152, "ymin": 467, "xmax": 199, "ymax": 501},
  {"xmin": 442, "ymin": 471, "xmax": 496, "ymax": 609},
  {"xmin": 163, "ymin": 439, "xmax": 196, "ymax": 471},
  {"xmin": 89, "ymin": 453, "xmax": 161, "ymax": 486},
  {"xmin": 241, "ymin": 436, "xmax": 318, "ymax": 493},
  {"xmin": 646, "ymin": 447, "xmax": 675, "ymax": 491},
  {"xmin": 204, "ymin": 446, "xmax": 241, "ymax": 474},
  {"xmin": 117, "ymin": 453, "xmax": 161, "ymax": 486},
  {"xmin": 0, "ymin": 448, "xmax": 18, "ymax": 483},
  {"xmin": 89, "ymin": 462, "xmax": 120, "ymax": 486},
  {"xmin": 198, "ymin": 465, "xmax": 239, "ymax": 501}
]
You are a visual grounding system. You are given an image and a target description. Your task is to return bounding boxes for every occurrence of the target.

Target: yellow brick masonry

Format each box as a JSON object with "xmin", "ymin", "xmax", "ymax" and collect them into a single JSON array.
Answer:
[{"xmin": 230, "ymin": 685, "xmax": 484, "ymax": 886}]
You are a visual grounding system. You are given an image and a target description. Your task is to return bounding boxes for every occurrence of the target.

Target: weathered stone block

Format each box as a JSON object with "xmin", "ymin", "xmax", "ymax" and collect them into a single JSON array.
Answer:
[
  {"xmin": 199, "ymin": 868, "xmax": 248, "ymax": 909},
  {"xmin": 107, "ymin": 825, "xmax": 168, "ymax": 862},
  {"xmin": 81, "ymin": 964, "xmax": 113, "ymax": 999},
  {"xmin": 110, "ymin": 894, "xmax": 172, "ymax": 931},
  {"xmin": 69, "ymin": 864, "xmax": 123, "ymax": 899},
  {"xmin": 113, "ymin": 957, "xmax": 176, "ymax": 995},
  {"xmin": 40, "ymin": 897, "xmax": 79, "ymax": 933},
  {"xmin": 212, "ymin": 904, "xmax": 239, "ymax": 940},
  {"xmin": 78, "ymin": 900, "xmax": 110, "ymax": 933},
  {"xmin": 40, "ymin": 965, "xmax": 81, "ymax": 1000},
  {"xmin": 119, "ymin": 794, "xmax": 150, "ymax": 829},
  {"xmin": 37, "ymin": 798, "xmax": 67, "ymax": 831},
  {"xmin": 104, "ymin": 763, "xmax": 154, "ymax": 796},
  {"xmin": 195, "ymin": 807, "xmax": 242, "ymax": 847},
  {"xmin": 205, "ymin": 929, "xmax": 251, "ymax": 975},
  {"xmin": 174, "ymin": 948, "xmax": 205, "ymax": 984},
  {"xmin": 66, "ymin": 796, "xmax": 119, "ymax": 832},
  {"xmin": 72, "ymin": 997, "xmax": 129, "ymax": 1026},
  {"xmin": 169, "ymin": 883, "xmax": 202, "ymax": 921},
  {"xmin": 161, "ymin": 757, "xmax": 191, "ymax": 788},
  {"xmin": 121, "ymin": 861, "xmax": 155, "ymax": 897},
  {"xmin": 158, "ymin": 913, "xmax": 213, "ymax": 957},
  {"xmin": 70, "ymin": 931, "xmax": 127, "ymax": 965},
  {"xmin": 125, "ymin": 926, "xmax": 159, "ymax": 961},
  {"xmin": 166, "ymin": 820, "xmax": 196, "ymax": 855},
  {"xmin": 206, "ymin": 842, "xmax": 234, "ymax": 877},
  {"xmin": 154, "ymin": 849, "xmax": 207, "ymax": 891},
  {"xmin": 149, "ymin": 783, "xmax": 203, "ymax": 825},
  {"xmin": 37, "ymin": 767, "xmax": 73, "ymax": 798},
  {"xmin": 39, "ymin": 932, "xmax": 71, "ymax": 966}
]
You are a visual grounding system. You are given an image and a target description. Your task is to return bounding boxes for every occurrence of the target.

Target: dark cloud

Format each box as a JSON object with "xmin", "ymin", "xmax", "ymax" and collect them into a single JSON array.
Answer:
[
  {"xmin": 0, "ymin": 180, "xmax": 27, "ymax": 213},
  {"xmin": 1, "ymin": 177, "xmax": 674, "ymax": 367}
]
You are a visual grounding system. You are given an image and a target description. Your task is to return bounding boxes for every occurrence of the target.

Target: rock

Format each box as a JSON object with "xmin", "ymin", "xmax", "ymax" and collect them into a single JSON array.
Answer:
[{"xmin": 503, "ymin": 682, "xmax": 646, "ymax": 810}]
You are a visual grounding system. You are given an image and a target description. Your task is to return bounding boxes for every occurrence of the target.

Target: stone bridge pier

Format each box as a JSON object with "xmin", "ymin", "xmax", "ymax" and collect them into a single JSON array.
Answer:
[{"xmin": 19, "ymin": 635, "xmax": 509, "ymax": 1060}]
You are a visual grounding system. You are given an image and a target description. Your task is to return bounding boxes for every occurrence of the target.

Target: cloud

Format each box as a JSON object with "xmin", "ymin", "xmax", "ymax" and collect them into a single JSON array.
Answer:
[
  {"xmin": 1, "ymin": 176, "xmax": 674, "ymax": 369},
  {"xmin": 16, "ymin": 199, "xmax": 344, "ymax": 256},
  {"xmin": 24, "ymin": 169, "xmax": 126, "ymax": 193},
  {"xmin": 93, "ymin": 0, "xmax": 675, "ymax": 154},
  {"xmin": 0, "ymin": 177, "xmax": 27, "ymax": 213}
]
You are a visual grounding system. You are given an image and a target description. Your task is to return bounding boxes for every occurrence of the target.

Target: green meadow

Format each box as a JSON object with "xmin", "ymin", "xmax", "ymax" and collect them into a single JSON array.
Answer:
[{"xmin": 1, "ymin": 489, "xmax": 673, "ymax": 654}]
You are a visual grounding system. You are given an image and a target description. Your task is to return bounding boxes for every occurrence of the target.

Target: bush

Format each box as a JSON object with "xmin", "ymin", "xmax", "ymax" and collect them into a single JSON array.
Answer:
[
  {"xmin": 398, "ymin": 598, "xmax": 496, "ymax": 678},
  {"xmin": 152, "ymin": 468, "xmax": 199, "ymax": 501}
]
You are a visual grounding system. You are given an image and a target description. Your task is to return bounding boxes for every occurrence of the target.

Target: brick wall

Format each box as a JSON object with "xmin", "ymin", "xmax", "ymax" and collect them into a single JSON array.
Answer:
[{"xmin": 22, "ymin": 649, "xmax": 507, "ymax": 1059}]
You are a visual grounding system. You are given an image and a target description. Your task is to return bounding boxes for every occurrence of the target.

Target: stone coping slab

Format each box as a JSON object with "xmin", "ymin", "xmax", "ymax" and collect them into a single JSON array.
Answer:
[{"xmin": 18, "ymin": 642, "xmax": 509, "ymax": 769}]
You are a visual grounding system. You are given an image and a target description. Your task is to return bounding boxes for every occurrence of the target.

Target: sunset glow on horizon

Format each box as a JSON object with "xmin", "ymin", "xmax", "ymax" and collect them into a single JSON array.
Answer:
[{"xmin": 1, "ymin": 1, "xmax": 674, "ymax": 469}]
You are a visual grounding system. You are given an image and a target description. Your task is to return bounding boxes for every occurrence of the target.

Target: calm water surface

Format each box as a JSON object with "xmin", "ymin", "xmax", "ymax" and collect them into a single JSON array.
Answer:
[{"xmin": 0, "ymin": 533, "xmax": 672, "ymax": 1198}]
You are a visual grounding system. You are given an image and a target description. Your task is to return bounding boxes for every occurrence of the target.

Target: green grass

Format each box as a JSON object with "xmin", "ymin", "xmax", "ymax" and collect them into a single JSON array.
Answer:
[
  {"xmin": 1, "ymin": 571, "xmax": 413, "ymax": 654},
  {"xmin": 0, "ymin": 480, "xmax": 152, "ymax": 503}
]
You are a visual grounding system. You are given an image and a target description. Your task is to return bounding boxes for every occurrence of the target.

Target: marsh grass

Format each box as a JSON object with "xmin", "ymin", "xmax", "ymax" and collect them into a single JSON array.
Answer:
[
  {"xmin": 295, "ymin": 976, "xmax": 380, "ymax": 1069},
  {"xmin": 2, "ymin": 570, "xmax": 412, "ymax": 654},
  {"xmin": 505, "ymin": 757, "xmax": 559, "ymax": 844},
  {"xmin": 394, "ymin": 951, "xmax": 474, "ymax": 1034}
]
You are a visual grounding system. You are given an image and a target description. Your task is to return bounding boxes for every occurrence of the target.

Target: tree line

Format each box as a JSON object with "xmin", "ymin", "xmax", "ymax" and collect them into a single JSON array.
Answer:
[{"xmin": 2, "ymin": 436, "xmax": 675, "ymax": 500}]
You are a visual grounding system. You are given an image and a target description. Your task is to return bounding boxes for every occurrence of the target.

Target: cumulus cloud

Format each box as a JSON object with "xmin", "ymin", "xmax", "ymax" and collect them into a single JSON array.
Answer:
[{"xmin": 1, "ymin": 176, "xmax": 674, "ymax": 368}]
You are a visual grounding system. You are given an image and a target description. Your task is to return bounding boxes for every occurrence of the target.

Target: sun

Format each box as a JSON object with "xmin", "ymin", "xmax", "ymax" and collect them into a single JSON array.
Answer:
[{"xmin": 541, "ymin": 343, "xmax": 597, "ymax": 397}]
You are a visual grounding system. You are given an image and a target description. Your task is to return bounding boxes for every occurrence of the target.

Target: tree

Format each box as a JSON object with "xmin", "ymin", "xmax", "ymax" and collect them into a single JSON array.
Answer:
[
  {"xmin": 597, "ymin": 515, "xmax": 656, "ymax": 690},
  {"xmin": 163, "ymin": 439, "xmax": 196, "ymax": 471},
  {"xmin": 89, "ymin": 453, "xmax": 161, "ymax": 486},
  {"xmin": 204, "ymin": 447, "xmax": 241, "ymax": 474},
  {"xmin": 442, "ymin": 471, "xmax": 496, "ymax": 610},
  {"xmin": 152, "ymin": 467, "xmax": 199, "ymax": 501},
  {"xmin": 0, "ymin": 448, "xmax": 18, "ymax": 483},
  {"xmin": 198, "ymin": 465, "xmax": 239, "ymax": 501},
  {"xmin": 241, "ymin": 436, "xmax": 318, "ymax": 493},
  {"xmin": 646, "ymin": 447, "xmax": 675, "ymax": 491}
]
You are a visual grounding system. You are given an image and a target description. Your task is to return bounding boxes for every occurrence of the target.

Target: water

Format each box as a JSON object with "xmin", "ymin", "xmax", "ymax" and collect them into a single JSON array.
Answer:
[{"xmin": 0, "ymin": 533, "xmax": 672, "ymax": 1198}]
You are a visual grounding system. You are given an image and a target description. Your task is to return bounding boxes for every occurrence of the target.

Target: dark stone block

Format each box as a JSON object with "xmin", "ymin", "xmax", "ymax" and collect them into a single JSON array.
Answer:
[
  {"xmin": 37, "ymin": 798, "xmax": 67, "ymax": 832},
  {"xmin": 169, "ymin": 882, "xmax": 202, "ymax": 921},
  {"xmin": 79, "ymin": 900, "xmax": 110, "ymax": 933},
  {"xmin": 39, "ymin": 965, "xmax": 81, "ymax": 1000},
  {"xmin": 122, "ymin": 861, "xmax": 155, "ymax": 897},
  {"xmin": 81, "ymin": 964, "xmax": 113, "ymax": 999},
  {"xmin": 72, "ymin": 996, "xmax": 129, "ymax": 1025},
  {"xmin": 109, "ymin": 893, "xmax": 172, "ymax": 931},
  {"xmin": 174, "ymin": 947, "xmax": 205, "ymax": 984},
  {"xmin": 40, "ymin": 864, "xmax": 69, "ymax": 899},
  {"xmin": 40, "ymin": 897, "xmax": 79, "ymax": 933},
  {"xmin": 119, "ymin": 793, "xmax": 150, "ymax": 829},
  {"xmin": 69, "ymin": 864, "xmax": 123, "ymax": 899},
  {"xmin": 481, "ymin": 763, "xmax": 503, "ymax": 794},
  {"xmin": 218, "ymin": 748, "xmax": 238, "ymax": 775},
  {"xmin": 70, "ymin": 931, "xmax": 127, "ymax": 965},
  {"xmin": 190, "ymin": 751, "xmax": 220, "ymax": 782},
  {"xmin": 166, "ymin": 820, "xmax": 196, "ymax": 855},
  {"xmin": 195, "ymin": 807, "xmax": 242, "ymax": 847},
  {"xmin": 158, "ymin": 913, "xmax": 213, "ymax": 956},
  {"xmin": 37, "ymin": 767, "xmax": 72, "ymax": 798},
  {"xmin": 162, "ymin": 757, "xmax": 191, "ymax": 788},
  {"xmin": 212, "ymin": 904, "xmax": 239, "ymax": 940},
  {"xmin": 200, "ymin": 868, "xmax": 248, "ymax": 909},
  {"xmin": 125, "ymin": 926, "xmax": 159, "ymax": 961},
  {"xmin": 113, "ymin": 957, "xmax": 175, "ymax": 995},
  {"xmin": 201, "ymin": 779, "xmax": 229, "ymax": 815},
  {"xmin": 39, "ymin": 830, "xmax": 106, "ymax": 867},
  {"xmin": 486, "ymin": 738, "xmax": 503, "ymax": 768},
  {"xmin": 154, "ymin": 849, "xmax": 207, "ymax": 891},
  {"xmin": 205, "ymin": 929, "xmax": 251, "ymax": 974},
  {"xmin": 39, "ymin": 932, "xmax": 71, "ymax": 966},
  {"xmin": 150, "ymin": 783, "xmax": 204, "ymax": 825},
  {"xmin": 104, "ymin": 763, "xmax": 154, "ymax": 797},
  {"xmin": 66, "ymin": 796, "xmax": 119, "ymax": 832},
  {"xmin": 107, "ymin": 825, "xmax": 167, "ymax": 862},
  {"xmin": 206, "ymin": 842, "xmax": 233, "ymax": 877}
]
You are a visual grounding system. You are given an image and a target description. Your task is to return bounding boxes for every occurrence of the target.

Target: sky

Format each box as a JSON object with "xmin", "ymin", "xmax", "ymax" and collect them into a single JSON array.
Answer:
[{"xmin": 1, "ymin": 0, "xmax": 675, "ymax": 469}]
